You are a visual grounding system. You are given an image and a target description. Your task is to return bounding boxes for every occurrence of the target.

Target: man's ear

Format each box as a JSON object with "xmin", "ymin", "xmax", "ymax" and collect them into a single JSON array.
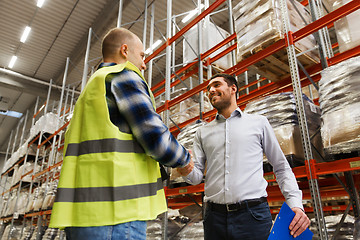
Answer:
[
  {"xmin": 120, "ymin": 44, "xmax": 128, "ymax": 58},
  {"xmin": 231, "ymin": 84, "xmax": 237, "ymax": 95}
]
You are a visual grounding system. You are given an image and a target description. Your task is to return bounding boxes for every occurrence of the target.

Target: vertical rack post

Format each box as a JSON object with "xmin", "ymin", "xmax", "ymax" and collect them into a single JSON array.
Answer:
[
  {"xmin": 142, "ymin": 0, "xmax": 148, "ymax": 77},
  {"xmin": 279, "ymin": 0, "xmax": 328, "ymax": 239},
  {"xmin": 81, "ymin": 28, "xmax": 92, "ymax": 92},
  {"xmin": 147, "ymin": 3, "xmax": 155, "ymax": 88},
  {"xmin": 197, "ymin": 0, "xmax": 204, "ymax": 119},
  {"xmin": 226, "ymin": 0, "xmax": 236, "ymax": 67}
]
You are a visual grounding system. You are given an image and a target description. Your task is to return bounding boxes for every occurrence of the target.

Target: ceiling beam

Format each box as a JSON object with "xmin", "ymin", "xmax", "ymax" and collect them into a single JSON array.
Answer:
[
  {"xmin": 53, "ymin": 0, "xmax": 132, "ymax": 86},
  {"xmin": 0, "ymin": 68, "xmax": 79, "ymax": 100}
]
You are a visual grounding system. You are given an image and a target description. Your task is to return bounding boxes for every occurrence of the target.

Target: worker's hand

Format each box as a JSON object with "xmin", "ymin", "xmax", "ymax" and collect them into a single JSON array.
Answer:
[
  {"xmin": 177, "ymin": 150, "xmax": 194, "ymax": 176},
  {"xmin": 289, "ymin": 207, "xmax": 311, "ymax": 238}
]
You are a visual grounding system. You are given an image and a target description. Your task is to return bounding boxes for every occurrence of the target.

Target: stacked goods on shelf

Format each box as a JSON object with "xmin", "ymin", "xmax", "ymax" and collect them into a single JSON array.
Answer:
[
  {"xmin": 233, "ymin": 0, "xmax": 318, "ymax": 81},
  {"xmin": 183, "ymin": 21, "xmax": 232, "ymax": 70},
  {"xmin": 1, "ymin": 112, "xmax": 62, "ymax": 175},
  {"xmin": 41, "ymin": 228, "xmax": 60, "ymax": 240},
  {"xmin": 310, "ymin": 214, "xmax": 356, "ymax": 239},
  {"xmin": 157, "ymin": 88, "xmax": 212, "ymax": 129},
  {"xmin": 29, "ymin": 112, "xmax": 64, "ymax": 141},
  {"xmin": 12, "ymin": 162, "xmax": 39, "ymax": 185},
  {"xmin": 171, "ymin": 120, "xmax": 207, "ymax": 183},
  {"xmin": 0, "ymin": 224, "xmax": 23, "ymax": 240},
  {"xmin": 245, "ymin": 92, "xmax": 323, "ymax": 169},
  {"xmin": 19, "ymin": 225, "xmax": 34, "ymax": 240},
  {"xmin": 147, "ymin": 217, "xmax": 203, "ymax": 240},
  {"xmin": 332, "ymin": 0, "xmax": 360, "ymax": 53},
  {"xmin": 319, "ymin": 56, "xmax": 360, "ymax": 154},
  {"xmin": 41, "ymin": 180, "xmax": 58, "ymax": 210}
]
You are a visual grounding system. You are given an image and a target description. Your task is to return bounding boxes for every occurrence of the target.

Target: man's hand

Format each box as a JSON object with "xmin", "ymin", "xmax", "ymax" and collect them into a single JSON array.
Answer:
[
  {"xmin": 289, "ymin": 207, "xmax": 311, "ymax": 238},
  {"xmin": 177, "ymin": 158, "xmax": 194, "ymax": 176}
]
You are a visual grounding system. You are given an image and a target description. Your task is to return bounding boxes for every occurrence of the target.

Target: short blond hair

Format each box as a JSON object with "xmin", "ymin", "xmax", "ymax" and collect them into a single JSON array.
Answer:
[{"xmin": 101, "ymin": 28, "xmax": 137, "ymax": 59}]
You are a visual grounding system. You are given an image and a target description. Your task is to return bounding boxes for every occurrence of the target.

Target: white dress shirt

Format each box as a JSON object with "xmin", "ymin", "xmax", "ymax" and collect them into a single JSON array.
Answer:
[{"xmin": 184, "ymin": 108, "xmax": 303, "ymax": 209}]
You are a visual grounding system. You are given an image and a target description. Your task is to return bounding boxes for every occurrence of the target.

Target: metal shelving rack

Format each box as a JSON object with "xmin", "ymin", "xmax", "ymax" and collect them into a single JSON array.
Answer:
[
  {"xmin": 142, "ymin": 0, "xmax": 360, "ymax": 239},
  {"xmin": 0, "ymin": 57, "xmax": 76, "ymax": 239}
]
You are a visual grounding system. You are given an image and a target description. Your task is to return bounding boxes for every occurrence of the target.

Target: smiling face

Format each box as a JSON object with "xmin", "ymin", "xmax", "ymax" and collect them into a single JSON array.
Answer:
[{"xmin": 207, "ymin": 77, "xmax": 237, "ymax": 111}]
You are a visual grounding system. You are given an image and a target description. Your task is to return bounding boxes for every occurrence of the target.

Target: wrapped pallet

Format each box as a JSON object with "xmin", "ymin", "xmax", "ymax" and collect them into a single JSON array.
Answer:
[
  {"xmin": 234, "ymin": 0, "xmax": 318, "ymax": 62},
  {"xmin": 319, "ymin": 56, "xmax": 360, "ymax": 154},
  {"xmin": 332, "ymin": 0, "xmax": 360, "ymax": 53},
  {"xmin": 245, "ymin": 92, "xmax": 323, "ymax": 168},
  {"xmin": 157, "ymin": 88, "xmax": 212, "ymax": 129},
  {"xmin": 183, "ymin": 21, "xmax": 232, "ymax": 70}
]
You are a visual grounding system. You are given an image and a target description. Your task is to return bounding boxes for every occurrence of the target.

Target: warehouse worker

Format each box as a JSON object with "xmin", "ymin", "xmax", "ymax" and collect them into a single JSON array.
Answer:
[
  {"xmin": 49, "ymin": 27, "xmax": 194, "ymax": 240},
  {"xmin": 179, "ymin": 73, "xmax": 310, "ymax": 240}
]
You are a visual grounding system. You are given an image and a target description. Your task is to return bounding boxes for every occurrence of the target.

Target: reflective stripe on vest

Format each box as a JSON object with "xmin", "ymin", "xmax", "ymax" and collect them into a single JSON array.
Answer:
[
  {"xmin": 65, "ymin": 138, "xmax": 145, "ymax": 156},
  {"xmin": 55, "ymin": 178, "xmax": 163, "ymax": 202},
  {"xmin": 49, "ymin": 62, "xmax": 167, "ymax": 229}
]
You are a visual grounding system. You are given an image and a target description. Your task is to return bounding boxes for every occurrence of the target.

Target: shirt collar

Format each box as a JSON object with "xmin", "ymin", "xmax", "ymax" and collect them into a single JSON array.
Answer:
[
  {"xmin": 98, "ymin": 62, "xmax": 117, "ymax": 70},
  {"xmin": 216, "ymin": 107, "xmax": 242, "ymax": 120}
]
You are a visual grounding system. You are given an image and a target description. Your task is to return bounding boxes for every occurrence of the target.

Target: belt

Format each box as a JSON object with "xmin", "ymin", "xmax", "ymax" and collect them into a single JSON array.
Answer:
[{"xmin": 208, "ymin": 197, "xmax": 267, "ymax": 213}]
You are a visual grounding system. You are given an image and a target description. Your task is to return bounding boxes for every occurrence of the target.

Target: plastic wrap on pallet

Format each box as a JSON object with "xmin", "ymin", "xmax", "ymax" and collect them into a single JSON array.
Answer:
[
  {"xmin": 33, "ymin": 184, "xmax": 46, "ymax": 212},
  {"xmin": 16, "ymin": 190, "xmax": 29, "ymax": 215},
  {"xmin": 245, "ymin": 92, "xmax": 323, "ymax": 163},
  {"xmin": 157, "ymin": 88, "xmax": 212, "ymax": 129},
  {"xmin": 12, "ymin": 162, "xmax": 36, "ymax": 184},
  {"xmin": 319, "ymin": 56, "xmax": 360, "ymax": 154},
  {"xmin": 310, "ymin": 214, "xmax": 356, "ymax": 240},
  {"xmin": 332, "ymin": 0, "xmax": 360, "ymax": 53},
  {"xmin": 29, "ymin": 112, "xmax": 64, "ymax": 141},
  {"xmin": 1, "ymin": 224, "xmax": 23, "ymax": 240},
  {"xmin": 183, "ymin": 21, "xmax": 232, "ymax": 70},
  {"xmin": 42, "ymin": 228, "xmax": 60, "ymax": 240},
  {"xmin": 42, "ymin": 180, "xmax": 58, "ymax": 210},
  {"xmin": 147, "ymin": 217, "xmax": 204, "ymax": 240},
  {"xmin": 19, "ymin": 225, "xmax": 35, "ymax": 240},
  {"xmin": 234, "ymin": 0, "xmax": 317, "ymax": 62}
]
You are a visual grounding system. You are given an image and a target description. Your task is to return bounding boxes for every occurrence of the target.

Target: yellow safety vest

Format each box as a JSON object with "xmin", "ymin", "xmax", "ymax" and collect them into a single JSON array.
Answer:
[{"xmin": 49, "ymin": 62, "xmax": 167, "ymax": 229}]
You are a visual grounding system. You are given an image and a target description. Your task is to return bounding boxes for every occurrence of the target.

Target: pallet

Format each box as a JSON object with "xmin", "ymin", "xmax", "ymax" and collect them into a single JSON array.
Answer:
[{"xmin": 238, "ymin": 37, "xmax": 319, "ymax": 83}]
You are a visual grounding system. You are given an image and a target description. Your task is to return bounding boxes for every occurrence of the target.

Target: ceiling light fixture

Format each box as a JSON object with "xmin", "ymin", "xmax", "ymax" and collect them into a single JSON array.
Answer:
[
  {"xmin": 0, "ymin": 110, "xmax": 23, "ymax": 118},
  {"xmin": 145, "ymin": 40, "xmax": 162, "ymax": 54},
  {"xmin": 8, "ymin": 56, "xmax": 17, "ymax": 68},
  {"xmin": 20, "ymin": 26, "xmax": 31, "ymax": 43},
  {"xmin": 37, "ymin": 0, "xmax": 45, "ymax": 8},
  {"xmin": 181, "ymin": 4, "xmax": 205, "ymax": 23}
]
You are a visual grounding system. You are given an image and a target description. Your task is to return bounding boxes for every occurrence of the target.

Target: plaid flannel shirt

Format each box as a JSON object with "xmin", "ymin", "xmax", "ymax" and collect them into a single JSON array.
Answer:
[{"xmin": 100, "ymin": 62, "xmax": 190, "ymax": 167}]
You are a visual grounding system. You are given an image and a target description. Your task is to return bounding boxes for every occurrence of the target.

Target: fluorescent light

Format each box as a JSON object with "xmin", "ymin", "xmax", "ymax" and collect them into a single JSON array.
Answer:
[
  {"xmin": 145, "ymin": 40, "xmax": 162, "ymax": 54},
  {"xmin": 37, "ymin": 0, "xmax": 45, "ymax": 8},
  {"xmin": 0, "ymin": 111, "xmax": 23, "ymax": 118},
  {"xmin": 8, "ymin": 56, "xmax": 17, "ymax": 68},
  {"xmin": 20, "ymin": 26, "xmax": 31, "ymax": 43},
  {"xmin": 182, "ymin": 4, "xmax": 205, "ymax": 23}
]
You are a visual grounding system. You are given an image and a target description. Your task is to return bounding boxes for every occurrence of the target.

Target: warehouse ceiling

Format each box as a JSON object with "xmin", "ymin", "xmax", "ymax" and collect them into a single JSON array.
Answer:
[{"xmin": 0, "ymin": 0, "xmax": 231, "ymax": 164}]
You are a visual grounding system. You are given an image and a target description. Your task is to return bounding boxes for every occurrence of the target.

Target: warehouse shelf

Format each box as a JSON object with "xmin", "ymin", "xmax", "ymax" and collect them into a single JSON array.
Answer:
[
  {"xmin": 154, "ymin": 0, "xmax": 360, "ymax": 120},
  {"xmin": 165, "ymin": 159, "xmax": 360, "ymax": 206},
  {"xmin": 0, "ymin": 71, "xmax": 73, "ymax": 239}
]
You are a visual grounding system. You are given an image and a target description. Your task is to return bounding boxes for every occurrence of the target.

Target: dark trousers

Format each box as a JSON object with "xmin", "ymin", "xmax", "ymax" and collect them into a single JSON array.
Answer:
[{"xmin": 203, "ymin": 202, "xmax": 273, "ymax": 240}]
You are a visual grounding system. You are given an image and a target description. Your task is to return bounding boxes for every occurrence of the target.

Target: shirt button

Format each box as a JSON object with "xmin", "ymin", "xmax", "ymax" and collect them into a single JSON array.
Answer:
[
  {"xmin": 226, "ymin": 171, "xmax": 229, "ymax": 174},
  {"xmin": 225, "ymin": 188, "xmax": 229, "ymax": 191}
]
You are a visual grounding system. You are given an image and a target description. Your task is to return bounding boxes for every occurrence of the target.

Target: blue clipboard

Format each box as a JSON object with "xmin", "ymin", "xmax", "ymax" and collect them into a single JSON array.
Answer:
[{"xmin": 268, "ymin": 202, "xmax": 313, "ymax": 240}]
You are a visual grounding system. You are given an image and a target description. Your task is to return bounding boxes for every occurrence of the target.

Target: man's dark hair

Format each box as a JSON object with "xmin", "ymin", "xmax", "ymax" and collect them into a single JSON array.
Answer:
[{"xmin": 210, "ymin": 73, "xmax": 238, "ymax": 97}]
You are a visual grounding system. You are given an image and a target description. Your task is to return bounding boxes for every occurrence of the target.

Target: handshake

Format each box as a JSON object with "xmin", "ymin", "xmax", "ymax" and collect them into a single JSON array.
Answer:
[{"xmin": 176, "ymin": 150, "xmax": 194, "ymax": 176}]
